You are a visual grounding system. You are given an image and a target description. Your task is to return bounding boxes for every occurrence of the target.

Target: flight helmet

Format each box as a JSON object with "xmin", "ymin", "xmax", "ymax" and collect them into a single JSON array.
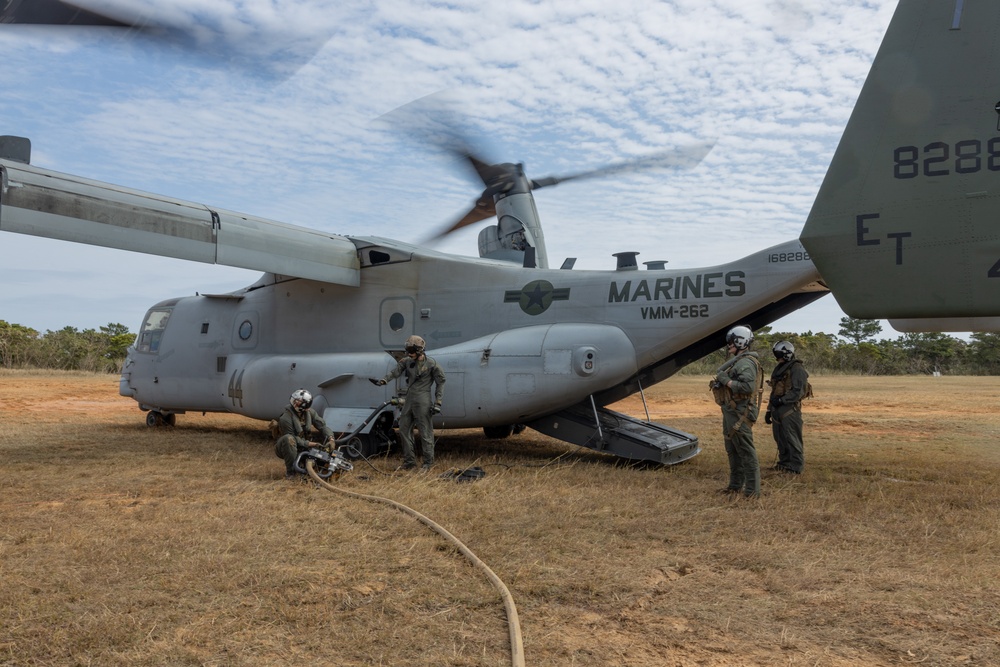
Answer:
[
  {"xmin": 725, "ymin": 325, "xmax": 754, "ymax": 351},
  {"xmin": 404, "ymin": 335, "xmax": 426, "ymax": 355},
  {"xmin": 773, "ymin": 340, "xmax": 795, "ymax": 361},
  {"xmin": 290, "ymin": 388, "xmax": 313, "ymax": 410}
]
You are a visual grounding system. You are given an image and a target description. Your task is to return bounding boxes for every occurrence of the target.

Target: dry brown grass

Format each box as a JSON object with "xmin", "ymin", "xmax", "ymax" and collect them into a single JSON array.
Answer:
[{"xmin": 1, "ymin": 370, "xmax": 998, "ymax": 666}]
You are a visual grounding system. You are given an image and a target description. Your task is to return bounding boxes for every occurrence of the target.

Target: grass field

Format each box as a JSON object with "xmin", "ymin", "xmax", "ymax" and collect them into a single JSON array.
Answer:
[{"xmin": 1, "ymin": 371, "xmax": 998, "ymax": 666}]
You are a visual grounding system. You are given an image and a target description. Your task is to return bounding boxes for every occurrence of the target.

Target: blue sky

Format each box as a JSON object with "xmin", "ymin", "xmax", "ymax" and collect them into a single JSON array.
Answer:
[{"xmin": 0, "ymin": 0, "xmax": 900, "ymax": 337}]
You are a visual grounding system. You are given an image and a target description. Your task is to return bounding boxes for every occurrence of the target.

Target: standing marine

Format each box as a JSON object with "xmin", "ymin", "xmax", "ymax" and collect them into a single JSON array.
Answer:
[
  {"xmin": 765, "ymin": 340, "xmax": 810, "ymax": 474},
  {"xmin": 375, "ymin": 335, "xmax": 445, "ymax": 471},
  {"xmin": 274, "ymin": 389, "xmax": 336, "ymax": 479},
  {"xmin": 711, "ymin": 325, "xmax": 764, "ymax": 498}
]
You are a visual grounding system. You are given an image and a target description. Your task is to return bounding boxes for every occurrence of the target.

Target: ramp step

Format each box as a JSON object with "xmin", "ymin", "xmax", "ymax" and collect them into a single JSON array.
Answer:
[{"xmin": 526, "ymin": 403, "xmax": 700, "ymax": 465}]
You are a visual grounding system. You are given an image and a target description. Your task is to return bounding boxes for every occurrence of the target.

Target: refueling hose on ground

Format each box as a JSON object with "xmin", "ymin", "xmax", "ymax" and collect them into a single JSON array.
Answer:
[{"xmin": 305, "ymin": 461, "xmax": 526, "ymax": 667}]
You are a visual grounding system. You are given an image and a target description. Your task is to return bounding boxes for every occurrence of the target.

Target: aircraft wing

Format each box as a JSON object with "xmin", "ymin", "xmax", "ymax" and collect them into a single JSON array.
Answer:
[{"xmin": 0, "ymin": 158, "xmax": 360, "ymax": 286}]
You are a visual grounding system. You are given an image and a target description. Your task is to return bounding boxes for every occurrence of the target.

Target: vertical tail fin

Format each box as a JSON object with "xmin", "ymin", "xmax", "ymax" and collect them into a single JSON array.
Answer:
[{"xmin": 800, "ymin": 0, "xmax": 1000, "ymax": 325}]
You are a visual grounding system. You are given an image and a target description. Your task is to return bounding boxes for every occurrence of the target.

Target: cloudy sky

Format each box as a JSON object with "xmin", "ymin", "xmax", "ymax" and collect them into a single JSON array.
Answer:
[{"xmin": 0, "ymin": 0, "xmax": 901, "ymax": 337}]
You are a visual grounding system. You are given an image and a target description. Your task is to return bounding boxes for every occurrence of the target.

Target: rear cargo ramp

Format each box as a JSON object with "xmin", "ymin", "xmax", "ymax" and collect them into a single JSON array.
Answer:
[{"xmin": 526, "ymin": 403, "xmax": 700, "ymax": 465}]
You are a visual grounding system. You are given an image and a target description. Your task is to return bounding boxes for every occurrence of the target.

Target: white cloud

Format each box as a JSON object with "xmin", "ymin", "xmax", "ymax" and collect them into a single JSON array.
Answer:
[{"xmin": 0, "ymin": 0, "xmax": 901, "ymax": 336}]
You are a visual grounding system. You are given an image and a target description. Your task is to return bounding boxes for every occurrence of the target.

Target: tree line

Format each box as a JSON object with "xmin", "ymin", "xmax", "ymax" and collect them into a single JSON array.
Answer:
[
  {"xmin": 683, "ymin": 318, "xmax": 1000, "ymax": 376},
  {"xmin": 0, "ymin": 321, "xmax": 134, "ymax": 373},
  {"xmin": 1, "ymin": 318, "xmax": 998, "ymax": 375}
]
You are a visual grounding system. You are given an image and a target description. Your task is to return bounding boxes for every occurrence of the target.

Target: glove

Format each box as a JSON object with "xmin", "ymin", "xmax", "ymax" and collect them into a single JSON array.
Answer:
[
  {"xmin": 370, "ymin": 378, "xmax": 386, "ymax": 386},
  {"xmin": 764, "ymin": 411, "xmax": 773, "ymax": 425},
  {"xmin": 431, "ymin": 404, "xmax": 441, "ymax": 415}
]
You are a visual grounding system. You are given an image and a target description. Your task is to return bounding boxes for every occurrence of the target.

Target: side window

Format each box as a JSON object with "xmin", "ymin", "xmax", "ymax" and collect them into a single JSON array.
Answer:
[{"xmin": 137, "ymin": 308, "xmax": 172, "ymax": 353}]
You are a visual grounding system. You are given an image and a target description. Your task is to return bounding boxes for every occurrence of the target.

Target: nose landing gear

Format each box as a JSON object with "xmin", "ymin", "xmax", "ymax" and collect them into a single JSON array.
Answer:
[{"xmin": 145, "ymin": 410, "xmax": 176, "ymax": 427}]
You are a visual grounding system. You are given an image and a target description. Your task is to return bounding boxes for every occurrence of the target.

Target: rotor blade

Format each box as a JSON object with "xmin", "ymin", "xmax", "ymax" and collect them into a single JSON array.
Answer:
[
  {"xmin": 0, "ymin": 1, "xmax": 330, "ymax": 81},
  {"xmin": 530, "ymin": 141, "xmax": 716, "ymax": 190},
  {"xmin": 432, "ymin": 142, "xmax": 716, "ymax": 243},
  {"xmin": 0, "ymin": 0, "xmax": 135, "ymax": 26},
  {"xmin": 372, "ymin": 92, "xmax": 510, "ymax": 188},
  {"xmin": 466, "ymin": 154, "xmax": 511, "ymax": 188},
  {"xmin": 427, "ymin": 197, "xmax": 497, "ymax": 241}
]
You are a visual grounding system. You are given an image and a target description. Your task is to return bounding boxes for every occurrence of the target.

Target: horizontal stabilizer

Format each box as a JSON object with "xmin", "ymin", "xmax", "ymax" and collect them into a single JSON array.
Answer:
[
  {"xmin": 0, "ymin": 160, "xmax": 360, "ymax": 286},
  {"xmin": 801, "ymin": 0, "xmax": 1000, "ymax": 320}
]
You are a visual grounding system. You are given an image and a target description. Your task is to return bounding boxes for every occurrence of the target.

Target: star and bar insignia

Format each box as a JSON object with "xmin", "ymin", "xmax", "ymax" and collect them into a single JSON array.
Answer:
[{"xmin": 503, "ymin": 280, "xmax": 570, "ymax": 315}]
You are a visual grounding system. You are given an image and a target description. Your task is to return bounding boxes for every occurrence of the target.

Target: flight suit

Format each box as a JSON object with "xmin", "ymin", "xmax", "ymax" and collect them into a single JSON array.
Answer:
[
  {"xmin": 381, "ymin": 354, "xmax": 445, "ymax": 467},
  {"xmin": 716, "ymin": 351, "xmax": 762, "ymax": 497},
  {"xmin": 767, "ymin": 358, "xmax": 809, "ymax": 473},
  {"xmin": 274, "ymin": 405, "xmax": 335, "ymax": 475}
]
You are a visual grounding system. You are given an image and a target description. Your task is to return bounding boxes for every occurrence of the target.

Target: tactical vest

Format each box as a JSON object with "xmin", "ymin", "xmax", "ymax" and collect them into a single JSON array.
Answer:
[
  {"xmin": 711, "ymin": 353, "xmax": 764, "ymax": 436},
  {"xmin": 768, "ymin": 359, "xmax": 813, "ymax": 405},
  {"xmin": 711, "ymin": 354, "xmax": 764, "ymax": 409}
]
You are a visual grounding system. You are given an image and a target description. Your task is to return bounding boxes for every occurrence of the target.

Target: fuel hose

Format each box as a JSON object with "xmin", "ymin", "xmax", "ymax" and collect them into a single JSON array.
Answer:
[{"xmin": 306, "ymin": 461, "xmax": 525, "ymax": 667}]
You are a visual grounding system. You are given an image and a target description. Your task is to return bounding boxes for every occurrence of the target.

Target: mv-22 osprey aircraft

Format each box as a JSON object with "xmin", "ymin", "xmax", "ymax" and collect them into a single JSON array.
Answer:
[{"xmin": 1, "ymin": 0, "xmax": 999, "ymax": 464}]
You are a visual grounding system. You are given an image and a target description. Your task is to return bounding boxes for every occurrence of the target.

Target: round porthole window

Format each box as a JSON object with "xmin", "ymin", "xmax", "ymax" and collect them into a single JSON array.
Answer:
[
  {"xmin": 389, "ymin": 312, "xmax": 405, "ymax": 331},
  {"xmin": 238, "ymin": 320, "xmax": 253, "ymax": 340}
]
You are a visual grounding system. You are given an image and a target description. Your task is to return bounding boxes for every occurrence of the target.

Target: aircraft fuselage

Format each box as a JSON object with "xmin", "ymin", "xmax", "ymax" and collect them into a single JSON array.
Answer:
[{"xmin": 118, "ymin": 236, "xmax": 824, "ymax": 432}]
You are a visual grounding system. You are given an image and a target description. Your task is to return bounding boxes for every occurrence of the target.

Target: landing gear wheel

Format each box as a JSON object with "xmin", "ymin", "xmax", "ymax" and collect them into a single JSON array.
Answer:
[
  {"xmin": 145, "ymin": 411, "xmax": 175, "ymax": 427},
  {"xmin": 343, "ymin": 434, "xmax": 386, "ymax": 458},
  {"xmin": 344, "ymin": 435, "xmax": 366, "ymax": 458}
]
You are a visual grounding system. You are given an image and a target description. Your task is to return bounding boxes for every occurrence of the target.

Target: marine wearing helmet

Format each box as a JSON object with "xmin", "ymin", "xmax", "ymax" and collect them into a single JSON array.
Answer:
[
  {"xmin": 375, "ymin": 335, "xmax": 446, "ymax": 471},
  {"xmin": 713, "ymin": 325, "xmax": 763, "ymax": 498},
  {"xmin": 766, "ymin": 339, "xmax": 810, "ymax": 474},
  {"xmin": 274, "ymin": 387, "xmax": 335, "ymax": 479}
]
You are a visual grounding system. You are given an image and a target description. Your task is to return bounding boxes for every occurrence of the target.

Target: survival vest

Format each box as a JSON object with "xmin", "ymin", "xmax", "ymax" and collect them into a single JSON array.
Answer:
[
  {"xmin": 767, "ymin": 358, "xmax": 814, "ymax": 405},
  {"xmin": 711, "ymin": 353, "xmax": 764, "ymax": 436}
]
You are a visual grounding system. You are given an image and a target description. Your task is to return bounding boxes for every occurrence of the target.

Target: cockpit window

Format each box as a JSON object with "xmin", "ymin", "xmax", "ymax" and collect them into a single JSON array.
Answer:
[{"xmin": 137, "ymin": 308, "xmax": 172, "ymax": 353}]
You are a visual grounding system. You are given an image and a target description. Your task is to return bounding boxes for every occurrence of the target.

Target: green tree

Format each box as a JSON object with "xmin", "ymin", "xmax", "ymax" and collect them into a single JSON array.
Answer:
[
  {"xmin": 35, "ymin": 326, "xmax": 88, "ymax": 370},
  {"xmin": 895, "ymin": 332, "xmax": 963, "ymax": 374},
  {"xmin": 29, "ymin": 324, "xmax": 135, "ymax": 372},
  {"xmin": 0, "ymin": 320, "xmax": 38, "ymax": 368},
  {"xmin": 101, "ymin": 323, "xmax": 136, "ymax": 370},
  {"xmin": 838, "ymin": 317, "xmax": 883, "ymax": 346},
  {"xmin": 966, "ymin": 332, "xmax": 1000, "ymax": 374}
]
